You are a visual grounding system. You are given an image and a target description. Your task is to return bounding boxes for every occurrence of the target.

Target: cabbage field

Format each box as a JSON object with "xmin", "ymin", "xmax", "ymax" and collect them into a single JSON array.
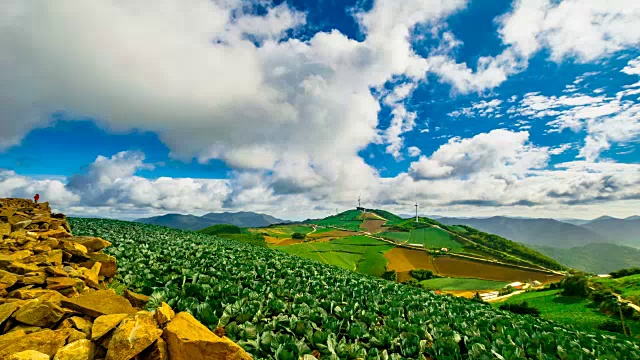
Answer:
[{"xmin": 69, "ymin": 218, "xmax": 640, "ymax": 359}]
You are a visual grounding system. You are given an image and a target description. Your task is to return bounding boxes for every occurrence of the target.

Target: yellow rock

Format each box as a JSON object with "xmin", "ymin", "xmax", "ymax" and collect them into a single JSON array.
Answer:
[
  {"xmin": 69, "ymin": 316, "xmax": 93, "ymax": 337},
  {"xmin": 68, "ymin": 236, "xmax": 111, "ymax": 252},
  {"xmin": 0, "ymin": 222, "xmax": 10, "ymax": 237},
  {"xmin": 106, "ymin": 311, "xmax": 162, "ymax": 360},
  {"xmin": 0, "ymin": 302, "xmax": 21, "ymax": 325},
  {"xmin": 8, "ymin": 350, "xmax": 50, "ymax": 360},
  {"xmin": 61, "ymin": 241, "xmax": 88, "ymax": 257},
  {"xmin": 154, "ymin": 302, "xmax": 175, "ymax": 326},
  {"xmin": 163, "ymin": 312, "xmax": 252, "ymax": 360},
  {"xmin": 11, "ymin": 289, "xmax": 65, "ymax": 304},
  {"xmin": 83, "ymin": 266, "xmax": 101, "ymax": 290},
  {"xmin": 0, "ymin": 270, "xmax": 19, "ymax": 290},
  {"xmin": 0, "ymin": 328, "xmax": 72, "ymax": 357},
  {"xmin": 7, "ymin": 324, "xmax": 43, "ymax": 334},
  {"xmin": 13, "ymin": 299, "xmax": 65, "ymax": 327},
  {"xmin": 47, "ymin": 276, "xmax": 85, "ymax": 291},
  {"xmin": 22, "ymin": 271, "xmax": 47, "ymax": 285},
  {"xmin": 91, "ymin": 313, "xmax": 128, "ymax": 340},
  {"xmin": 137, "ymin": 337, "xmax": 169, "ymax": 360},
  {"xmin": 54, "ymin": 339, "xmax": 96, "ymax": 360},
  {"xmin": 46, "ymin": 266, "xmax": 69, "ymax": 277},
  {"xmin": 124, "ymin": 289, "xmax": 150, "ymax": 308},
  {"xmin": 8, "ymin": 261, "xmax": 40, "ymax": 275},
  {"xmin": 61, "ymin": 290, "xmax": 136, "ymax": 318},
  {"xmin": 79, "ymin": 253, "xmax": 117, "ymax": 278},
  {"xmin": 67, "ymin": 328, "xmax": 88, "ymax": 343}
]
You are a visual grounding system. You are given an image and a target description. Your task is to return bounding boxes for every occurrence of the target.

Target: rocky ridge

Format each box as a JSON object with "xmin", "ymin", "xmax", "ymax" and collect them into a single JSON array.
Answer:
[{"xmin": 0, "ymin": 198, "xmax": 251, "ymax": 360}]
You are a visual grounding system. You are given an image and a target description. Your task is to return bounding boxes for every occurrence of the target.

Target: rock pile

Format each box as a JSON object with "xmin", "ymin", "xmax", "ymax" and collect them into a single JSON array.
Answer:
[{"xmin": 0, "ymin": 198, "xmax": 251, "ymax": 360}]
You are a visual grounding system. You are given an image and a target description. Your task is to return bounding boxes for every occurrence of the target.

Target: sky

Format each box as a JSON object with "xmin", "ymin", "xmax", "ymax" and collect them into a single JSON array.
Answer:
[{"xmin": 1, "ymin": 0, "xmax": 639, "ymax": 221}]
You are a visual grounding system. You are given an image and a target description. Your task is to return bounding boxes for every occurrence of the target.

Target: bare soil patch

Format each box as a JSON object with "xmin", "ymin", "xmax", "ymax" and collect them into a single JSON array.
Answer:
[
  {"xmin": 433, "ymin": 256, "xmax": 563, "ymax": 283},
  {"xmin": 360, "ymin": 219, "xmax": 387, "ymax": 234}
]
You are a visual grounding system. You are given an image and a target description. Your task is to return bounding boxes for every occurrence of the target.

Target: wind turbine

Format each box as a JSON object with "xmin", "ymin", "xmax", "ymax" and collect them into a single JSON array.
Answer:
[{"xmin": 415, "ymin": 199, "xmax": 419, "ymax": 223}]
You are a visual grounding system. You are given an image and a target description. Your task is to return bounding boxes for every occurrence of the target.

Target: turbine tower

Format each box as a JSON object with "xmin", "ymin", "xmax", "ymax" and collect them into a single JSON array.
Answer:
[
  {"xmin": 415, "ymin": 200, "xmax": 419, "ymax": 223},
  {"xmin": 358, "ymin": 194, "xmax": 361, "ymax": 208}
]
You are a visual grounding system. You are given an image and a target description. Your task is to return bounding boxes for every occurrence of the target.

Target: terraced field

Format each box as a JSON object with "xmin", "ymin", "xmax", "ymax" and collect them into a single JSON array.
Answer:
[
  {"xmin": 409, "ymin": 227, "xmax": 463, "ymax": 251},
  {"xmin": 433, "ymin": 256, "xmax": 564, "ymax": 283},
  {"xmin": 277, "ymin": 236, "xmax": 393, "ymax": 276},
  {"xmin": 419, "ymin": 278, "xmax": 509, "ymax": 291}
]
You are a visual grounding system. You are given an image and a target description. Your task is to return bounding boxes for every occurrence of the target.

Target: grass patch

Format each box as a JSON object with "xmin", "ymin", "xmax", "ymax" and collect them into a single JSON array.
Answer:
[
  {"xmin": 409, "ymin": 227, "xmax": 463, "ymax": 251},
  {"xmin": 496, "ymin": 289, "xmax": 640, "ymax": 335},
  {"xmin": 276, "ymin": 237, "xmax": 393, "ymax": 276},
  {"xmin": 378, "ymin": 231, "xmax": 410, "ymax": 243},
  {"xmin": 419, "ymin": 278, "xmax": 508, "ymax": 291},
  {"xmin": 592, "ymin": 274, "xmax": 640, "ymax": 305},
  {"xmin": 215, "ymin": 233, "xmax": 266, "ymax": 247}
]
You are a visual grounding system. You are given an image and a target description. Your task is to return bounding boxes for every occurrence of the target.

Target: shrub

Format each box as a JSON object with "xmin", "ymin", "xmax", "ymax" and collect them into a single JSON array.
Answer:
[
  {"xmin": 410, "ymin": 269, "xmax": 438, "ymax": 281},
  {"xmin": 471, "ymin": 292, "xmax": 485, "ymax": 304},
  {"xmin": 381, "ymin": 270, "xmax": 397, "ymax": 282},
  {"xmin": 197, "ymin": 224, "xmax": 242, "ymax": 235},
  {"xmin": 499, "ymin": 286, "xmax": 516, "ymax": 296},
  {"xmin": 561, "ymin": 275, "xmax": 590, "ymax": 298},
  {"xmin": 610, "ymin": 267, "xmax": 640, "ymax": 279},
  {"xmin": 598, "ymin": 320, "xmax": 624, "ymax": 334},
  {"xmin": 499, "ymin": 301, "xmax": 541, "ymax": 317},
  {"xmin": 291, "ymin": 232, "xmax": 306, "ymax": 240}
]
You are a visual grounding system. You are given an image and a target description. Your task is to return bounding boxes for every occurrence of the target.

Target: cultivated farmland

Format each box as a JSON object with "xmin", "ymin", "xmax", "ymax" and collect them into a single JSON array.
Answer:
[
  {"xmin": 69, "ymin": 218, "xmax": 640, "ymax": 359},
  {"xmin": 433, "ymin": 256, "xmax": 564, "ymax": 283}
]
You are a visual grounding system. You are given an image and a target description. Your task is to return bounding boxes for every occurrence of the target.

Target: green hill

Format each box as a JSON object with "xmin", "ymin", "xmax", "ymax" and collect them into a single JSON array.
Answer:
[
  {"xmin": 532, "ymin": 243, "xmax": 640, "ymax": 274},
  {"xmin": 69, "ymin": 218, "xmax": 640, "ymax": 359}
]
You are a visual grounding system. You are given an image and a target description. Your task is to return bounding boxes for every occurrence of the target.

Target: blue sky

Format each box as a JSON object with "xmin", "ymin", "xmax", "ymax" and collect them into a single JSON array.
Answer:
[{"xmin": 1, "ymin": 0, "xmax": 639, "ymax": 220}]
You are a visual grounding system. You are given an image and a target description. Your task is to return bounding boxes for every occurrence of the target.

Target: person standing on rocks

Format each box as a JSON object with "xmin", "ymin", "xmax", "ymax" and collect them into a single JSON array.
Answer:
[{"xmin": 34, "ymin": 193, "xmax": 40, "ymax": 204}]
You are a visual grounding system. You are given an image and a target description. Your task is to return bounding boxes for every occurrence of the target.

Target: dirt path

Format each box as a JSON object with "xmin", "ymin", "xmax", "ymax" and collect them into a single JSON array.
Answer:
[
  {"xmin": 614, "ymin": 293, "xmax": 640, "ymax": 312},
  {"xmin": 485, "ymin": 290, "xmax": 526, "ymax": 303}
]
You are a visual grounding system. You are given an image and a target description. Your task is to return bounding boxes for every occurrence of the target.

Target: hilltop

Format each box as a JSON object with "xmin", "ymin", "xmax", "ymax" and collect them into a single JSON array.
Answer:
[{"xmin": 231, "ymin": 208, "xmax": 567, "ymax": 299}]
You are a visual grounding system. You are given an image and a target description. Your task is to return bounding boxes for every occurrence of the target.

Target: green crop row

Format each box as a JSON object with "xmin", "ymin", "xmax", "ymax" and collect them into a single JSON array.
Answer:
[{"xmin": 69, "ymin": 218, "xmax": 640, "ymax": 359}]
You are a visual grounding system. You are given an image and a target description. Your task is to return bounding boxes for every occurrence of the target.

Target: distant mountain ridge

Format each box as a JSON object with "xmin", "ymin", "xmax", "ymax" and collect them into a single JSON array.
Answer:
[
  {"xmin": 436, "ymin": 216, "xmax": 605, "ymax": 248},
  {"xmin": 136, "ymin": 211, "xmax": 290, "ymax": 230},
  {"xmin": 532, "ymin": 243, "xmax": 640, "ymax": 274}
]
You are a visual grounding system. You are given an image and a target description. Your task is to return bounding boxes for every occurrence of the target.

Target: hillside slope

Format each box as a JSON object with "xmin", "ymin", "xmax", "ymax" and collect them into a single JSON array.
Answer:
[
  {"xmin": 532, "ymin": 243, "xmax": 640, "ymax": 274},
  {"xmin": 69, "ymin": 217, "xmax": 640, "ymax": 358},
  {"xmin": 136, "ymin": 211, "xmax": 289, "ymax": 230},
  {"xmin": 135, "ymin": 213, "xmax": 214, "ymax": 230},
  {"xmin": 437, "ymin": 216, "xmax": 605, "ymax": 248},
  {"xmin": 582, "ymin": 217, "xmax": 640, "ymax": 246}
]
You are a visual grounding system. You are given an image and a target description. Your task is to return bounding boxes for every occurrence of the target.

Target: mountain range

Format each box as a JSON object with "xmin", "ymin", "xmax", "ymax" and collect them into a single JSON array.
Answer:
[
  {"xmin": 436, "ymin": 215, "xmax": 640, "ymax": 248},
  {"xmin": 136, "ymin": 211, "xmax": 289, "ymax": 230}
]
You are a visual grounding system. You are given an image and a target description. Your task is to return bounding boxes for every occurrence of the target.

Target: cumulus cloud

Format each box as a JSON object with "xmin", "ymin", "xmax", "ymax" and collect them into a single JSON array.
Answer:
[
  {"xmin": 514, "ymin": 65, "xmax": 640, "ymax": 161},
  {"xmin": 409, "ymin": 129, "xmax": 548, "ymax": 180},
  {"xmin": 428, "ymin": 0, "xmax": 640, "ymax": 93},
  {"xmin": 64, "ymin": 151, "xmax": 231, "ymax": 214},
  {"xmin": 407, "ymin": 146, "xmax": 421, "ymax": 157},
  {"xmin": 0, "ymin": 170, "xmax": 79, "ymax": 206},
  {"xmin": 0, "ymin": 0, "xmax": 471, "ymax": 201}
]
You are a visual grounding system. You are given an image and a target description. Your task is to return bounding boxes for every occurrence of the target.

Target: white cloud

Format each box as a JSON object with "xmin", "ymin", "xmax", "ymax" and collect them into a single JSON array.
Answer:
[
  {"xmin": 0, "ymin": 0, "xmax": 471, "ymax": 200},
  {"xmin": 0, "ymin": 170, "xmax": 79, "ymax": 207},
  {"xmin": 549, "ymin": 143, "xmax": 573, "ymax": 155},
  {"xmin": 407, "ymin": 146, "xmax": 421, "ymax": 157},
  {"xmin": 622, "ymin": 56, "xmax": 640, "ymax": 76},
  {"xmin": 427, "ymin": 0, "xmax": 640, "ymax": 93},
  {"xmin": 449, "ymin": 99, "xmax": 503, "ymax": 118},
  {"xmin": 65, "ymin": 151, "xmax": 231, "ymax": 212},
  {"xmin": 514, "ymin": 64, "xmax": 640, "ymax": 161},
  {"xmin": 409, "ymin": 129, "xmax": 548, "ymax": 180}
]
